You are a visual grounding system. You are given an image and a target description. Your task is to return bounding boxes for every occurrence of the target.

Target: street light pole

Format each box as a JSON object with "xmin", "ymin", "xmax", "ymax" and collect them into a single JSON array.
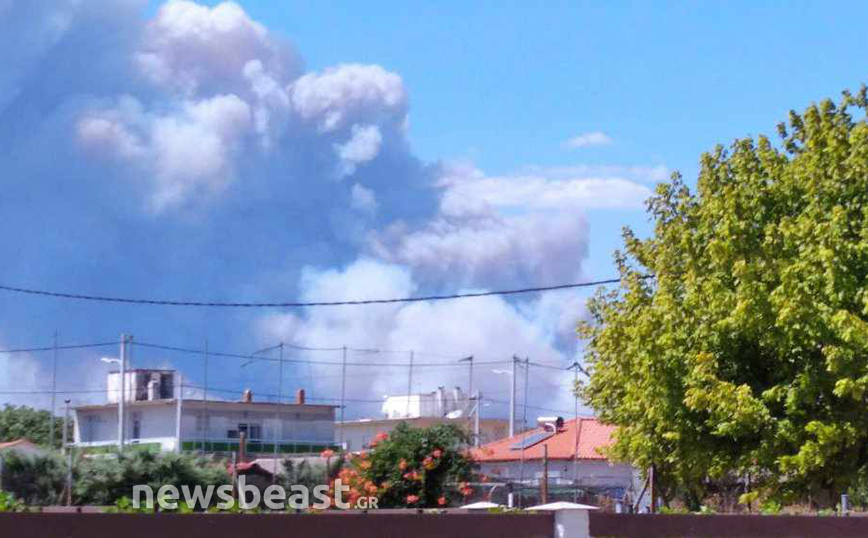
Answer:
[
  {"xmin": 64, "ymin": 399, "xmax": 72, "ymax": 506},
  {"xmin": 459, "ymin": 356, "xmax": 474, "ymax": 398},
  {"xmin": 273, "ymin": 342, "xmax": 284, "ymax": 484},
  {"xmin": 118, "ymin": 334, "xmax": 128, "ymax": 452},
  {"xmin": 50, "ymin": 331, "xmax": 58, "ymax": 448},
  {"xmin": 339, "ymin": 346, "xmax": 347, "ymax": 451},
  {"xmin": 568, "ymin": 361, "xmax": 581, "ymax": 502}
]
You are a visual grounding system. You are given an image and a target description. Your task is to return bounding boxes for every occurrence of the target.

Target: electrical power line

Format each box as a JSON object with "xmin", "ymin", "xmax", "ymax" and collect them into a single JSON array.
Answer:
[
  {"xmin": 0, "ymin": 276, "xmax": 647, "ymax": 308},
  {"xmin": 0, "ymin": 341, "xmax": 118, "ymax": 354},
  {"xmin": 131, "ymin": 341, "xmax": 510, "ymax": 368}
]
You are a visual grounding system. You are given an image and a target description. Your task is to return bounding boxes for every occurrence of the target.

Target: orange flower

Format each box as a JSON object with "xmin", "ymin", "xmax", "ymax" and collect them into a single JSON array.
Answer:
[
  {"xmin": 461, "ymin": 487, "xmax": 473, "ymax": 497},
  {"xmin": 406, "ymin": 494, "xmax": 420, "ymax": 504},
  {"xmin": 359, "ymin": 460, "xmax": 371, "ymax": 470},
  {"xmin": 374, "ymin": 432, "xmax": 389, "ymax": 442},
  {"xmin": 437, "ymin": 496, "xmax": 447, "ymax": 506}
]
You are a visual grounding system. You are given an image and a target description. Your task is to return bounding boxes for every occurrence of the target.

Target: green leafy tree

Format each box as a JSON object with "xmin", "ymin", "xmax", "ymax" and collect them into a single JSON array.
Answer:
[
  {"xmin": 579, "ymin": 86, "xmax": 868, "ymax": 508},
  {"xmin": 0, "ymin": 452, "xmax": 66, "ymax": 506},
  {"xmin": 0, "ymin": 404, "xmax": 65, "ymax": 449},
  {"xmin": 74, "ymin": 450, "xmax": 229, "ymax": 507},
  {"xmin": 334, "ymin": 423, "xmax": 477, "ymax": 508}
]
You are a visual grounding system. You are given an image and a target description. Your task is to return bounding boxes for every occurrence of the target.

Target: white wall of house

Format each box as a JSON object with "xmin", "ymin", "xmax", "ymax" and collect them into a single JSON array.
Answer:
[
  {"xmin": 73, "ymin": 403, "xmax": 180, "ymax": 452},
  {"xmin": 180, "ymin": 407, "xmax": 334, "ymax": 445},
  {"xmin": 74, "ymin": 402, "xmax": 335, "ymax": 453},
  {"xmin": 480, "ymin": 459, "xmax": 634, "ymax": 486},
  {"xmin": 337, "ymin": 417, "xmax": 509, "ymax": 451},
  {"xmin": 381, "ymin": 387, "xmax": 469, "ymax": 419}
]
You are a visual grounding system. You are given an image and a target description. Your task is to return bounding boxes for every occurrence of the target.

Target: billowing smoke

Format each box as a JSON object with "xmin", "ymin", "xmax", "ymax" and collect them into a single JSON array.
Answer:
[{"xmin": 0, "ymin": 0, "xmax": 657, "ymax": 419}]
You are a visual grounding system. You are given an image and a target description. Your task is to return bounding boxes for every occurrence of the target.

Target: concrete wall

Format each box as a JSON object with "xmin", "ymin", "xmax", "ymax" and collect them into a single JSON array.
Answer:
[
  {"xmin": 180, "ymin": 407, "xmax": 334, "ymax": 444},
  {"xmin": 337, "ymin": 418, "xmax": 508, "ymax": 451},
  {"xmin": 74, "ymin": 403, "xmax": 335, "ymax": 452},
  {"xmin": 480, "ymin": 460, "xmax": 635, "ymax": 488}
]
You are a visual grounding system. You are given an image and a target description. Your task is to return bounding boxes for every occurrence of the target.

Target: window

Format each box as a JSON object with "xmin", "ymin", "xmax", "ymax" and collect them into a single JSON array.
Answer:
[
  {"xmin": 230, "ymin": 423, "xmax": 262, "ymax": 440},
  {"xmin": 132, "ymin": 416, "xmax": 141, "ymax": 440}
]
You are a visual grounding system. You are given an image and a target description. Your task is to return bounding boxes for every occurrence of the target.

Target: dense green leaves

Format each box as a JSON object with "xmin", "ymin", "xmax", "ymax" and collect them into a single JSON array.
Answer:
[
  {"xmin": 580, "ymin": 86, "xmax": 868, "ymax": 506},
  {"xmin": 0, "ymin": 452, "xmax": 66, "ymax": 505},
  {"xmin": 74, "ymin": 451, "xmax": 229, "ymax": 506},
  {"xmin": 0, "ymin": 404, "xmax": 66, "ymax": 449}
]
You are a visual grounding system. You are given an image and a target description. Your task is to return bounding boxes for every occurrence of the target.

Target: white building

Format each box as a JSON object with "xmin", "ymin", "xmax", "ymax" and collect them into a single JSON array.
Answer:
[
  {"xmin": 72, "ymin": 370, "xmax": 337, "ymax": 456},
  {"xmin": 336, "ymin": 386, "xmax": 511, "ymax": 451},
  {"xmin": 381, "ymin": 386, "xmax": 470, "ymax": 420}
]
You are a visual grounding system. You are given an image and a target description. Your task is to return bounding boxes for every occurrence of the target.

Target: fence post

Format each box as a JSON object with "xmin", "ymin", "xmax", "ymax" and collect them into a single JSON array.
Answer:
[{"xmin": 528, "ymin": 502, "xmax": 598, "ymax": 538}]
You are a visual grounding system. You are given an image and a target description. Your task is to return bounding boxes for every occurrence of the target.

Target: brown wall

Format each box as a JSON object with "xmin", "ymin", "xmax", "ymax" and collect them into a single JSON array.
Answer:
[
  {"xmin": 0, "ymin": 511, "xmax": 554, "ymax": 538},
  {"xmin": 590, "ymin": 512, "xmax": 868, "ymax": 537}
]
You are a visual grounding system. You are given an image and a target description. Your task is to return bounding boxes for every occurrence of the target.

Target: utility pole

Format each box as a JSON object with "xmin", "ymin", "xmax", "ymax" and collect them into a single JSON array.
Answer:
[
  {"xmin": 118, "ymin": 333, "xmax": 129, "ymax": 452},
  {"xmin": 273, "ymin": 343, "xmax": 284, "ymax": 484},
  {"xmin": 542, "ymin": 444, "xmax": 549, "ymax": 504},
  {"xmin": 50, "ymin": 331, "xmax": 58, "ymax": 448},
  {"xmin": 202, "ymin": 339, "xmax": 209, "ymax": 452},
  {"xmin": 459, "ymin": 356, "xmax": 474, "ymax": 397},
  {"xmin": 518, "ymin": 358, "xmax": 529, "ymax": 508},
  {"xmin": 568, "ymin": 362, "xmax": 581, "ymax": 502},
  {"xmin": 406, "ymin": 351, "xmax": 414, "ymax": 418},
  {"xmin": 649, "ymin": 464, "xmax": 656, "ymax": 513},
  {"xmin": 523, "ymin": 357, "xmax": 529, "ymax": 432},
  {"xmin": 474, "ymin": 390, "xmax": 481, "ymax": 447},
  {"xmin": 339, "ymin": 346, "xmax": 347, "ymax": 451},
  {"xmin": 64, "ymin": 399, "xmax": 72, "ymax": 506},
  {"xmin": 175, "ymin": 373, "xmax": 183, "ymax": 454},
  {"xmin": 509, "ymin": 356, "xmax": 517, "ymax": 437}
]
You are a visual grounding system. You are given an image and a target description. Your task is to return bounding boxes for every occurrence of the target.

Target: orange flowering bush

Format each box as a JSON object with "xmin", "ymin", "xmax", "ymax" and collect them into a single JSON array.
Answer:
[{"xmin": 324, "ymin": 423, "xmax": 477, "ymax": 509}]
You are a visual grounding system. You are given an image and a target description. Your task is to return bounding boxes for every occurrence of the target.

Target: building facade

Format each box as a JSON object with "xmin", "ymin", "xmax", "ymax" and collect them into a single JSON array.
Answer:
[
  {"xmin": 337, "ymin": 416, "xmax": 509, "ymax": 452},
  {"xmin": 336, "ymin": 386, "xmax": 510, "ymax": 450},
  {"xmin": 72, "ymin": 370, "xmax": 337, "ymax": 455},
  {"xmin": 471, "ymin": 417, "xmax": 646, "ymax": 508}
]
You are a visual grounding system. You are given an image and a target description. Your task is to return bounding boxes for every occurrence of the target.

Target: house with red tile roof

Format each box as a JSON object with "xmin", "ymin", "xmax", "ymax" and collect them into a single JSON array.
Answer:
[
  {"xmin": 0, "ymin": 439, "xmax": 47, "ymax": 458},
  {"xmin": 470, "ymin": 417, "xmax": 643, "ymax": 506}
]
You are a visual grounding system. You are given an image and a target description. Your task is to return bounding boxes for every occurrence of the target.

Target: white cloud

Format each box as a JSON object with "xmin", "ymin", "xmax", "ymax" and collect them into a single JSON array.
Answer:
[
  {"xmin": 441, "ymin": 175, "xmax": 652, "ymax": 213},
  {"xmin": 136, "ymin": 0, "xmax": 297, "ymax": 97},
  {"xmin": 290, "ymin": 63, "xmax": 407, "ymax": 132},
  {"xmin": 335, "ymin": 124, "xmax": 383, "ymax": 177},
  {"xmin": 524, "ymin": 164, "xmax": 670, "ymax": 184},
  {"xmin": 78, "ymin": 93, "xmax": 254, "ymax": 212},
  {"xmin": 371, "ymin": 211, "xmax": 589, "ymax": 289},
  {"xmin": 350, "ymin": 183, "xmax": 378, "ymax": 214},
  {"xmin": 564, "ymin": 131, "xmax": 612, "ymax": 149},
  {"xmin": 368, "ymin": 163, "xmax": 653, "ymax": 288},
  {"xmin": 256, "ymin": 259, "xmax": 581, "ymax": 415}
]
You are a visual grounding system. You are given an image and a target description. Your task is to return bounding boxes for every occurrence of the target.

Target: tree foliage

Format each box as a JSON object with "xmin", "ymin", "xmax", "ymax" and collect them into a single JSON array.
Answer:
[
  {"xmin": 579, "ymin": 86, "xmax": 868, "ymax": 507},
  {"xmin": 0, "ymin": 404, "xmax": 65, "ymax": 449},
  {"xmin": 330, "ymin": 423, "xmax": 477, "ymax": 508},
  {"xmin": 73, "ymin": 450, "xmax": 229, "ymax": 506},
  {"xmin": 0, "ymin": 452, "xmax": 66, "ymax": 506}
]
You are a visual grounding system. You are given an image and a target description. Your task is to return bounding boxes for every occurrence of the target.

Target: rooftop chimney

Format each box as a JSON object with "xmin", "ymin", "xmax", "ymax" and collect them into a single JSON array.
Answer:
[
  {"xmin": 241, "ymin": 389, "xmax": 253, "ymax": 403},
  {"xmin": 296, "ymin": 389, "xmax": 305, "ymax": 405}
]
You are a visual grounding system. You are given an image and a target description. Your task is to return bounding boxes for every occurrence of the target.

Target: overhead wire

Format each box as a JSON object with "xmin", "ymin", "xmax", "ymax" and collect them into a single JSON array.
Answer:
[{"xmin": 0, "ymin": 275, "xmax": 650, "ymax": 308}]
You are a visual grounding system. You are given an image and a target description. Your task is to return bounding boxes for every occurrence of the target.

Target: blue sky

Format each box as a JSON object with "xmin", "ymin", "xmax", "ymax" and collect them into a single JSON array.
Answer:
[{"xmin": 1, "ymin": 0, "xmax": 867, "ymax": 420}]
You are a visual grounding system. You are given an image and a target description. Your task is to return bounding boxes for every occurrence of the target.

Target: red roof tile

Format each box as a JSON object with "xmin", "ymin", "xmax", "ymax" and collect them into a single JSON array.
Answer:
[{"xmin": 470, "ymin": 417, "xmax": 615, "ymax": 462}]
